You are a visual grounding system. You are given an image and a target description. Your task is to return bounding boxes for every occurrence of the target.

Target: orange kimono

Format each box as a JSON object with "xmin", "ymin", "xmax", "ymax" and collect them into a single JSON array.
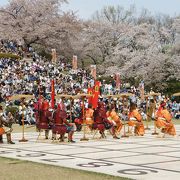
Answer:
[
  {"xmin": 85, "ymin": 108, "xmax": 94, "ymax": 125},
  {"xmin": 156, "ymin": 109, "xmax": 176, "ymax": 136},
  {"xmin": 106, "ymin": 110, "xmax": 123, "ymax": 133},
  {"xmin": 0, "ymin": 127, "xmax": 5, "ymax": 135},
  {"xmin": 128, "ymin": 110, "xmax": 145, "ymax": 136}
]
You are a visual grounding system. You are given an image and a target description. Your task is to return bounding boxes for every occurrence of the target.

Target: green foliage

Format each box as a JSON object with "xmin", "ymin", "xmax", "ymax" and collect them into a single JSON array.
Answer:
[
  {"xmin": 80, "ymin": 57, "xmax": 103, "ymax": 69},
  {"xmin": 0, "ymin": 53, "xmax": 21, "ymax": 59},
  {"xmin": 161, "ymin": 45, "xmax": 172, "ymax": 54},
  {"xmin": 5, "ymin": 106, "xmax": 19, "ymax": 117},
  {"xmin": 165, "ymin": 79, "xmax": 180, "ymax": 95},
  {"xmin": 83, "ymin": 58, "xmax": 94, "ymax": 67},
  {"xmin": 97, "ymin": 76, "xmax": 113, "ymax": 84},
  {"xmin": 37, "ymin": 49, "xmax": 52, "ymax": 60},
  {"xmin": 170, "ymin": 44, "xmax": 180, "ymax": 55}
]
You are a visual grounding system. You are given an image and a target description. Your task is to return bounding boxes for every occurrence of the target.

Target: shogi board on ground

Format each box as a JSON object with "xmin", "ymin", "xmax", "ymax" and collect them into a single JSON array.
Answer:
[{"xmin": 0, "ymin": 125, "xmax": 180, "ymax": 180}]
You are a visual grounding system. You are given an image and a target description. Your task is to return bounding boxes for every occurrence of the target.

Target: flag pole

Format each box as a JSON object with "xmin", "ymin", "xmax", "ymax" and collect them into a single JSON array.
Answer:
[
  {"xmin": 145, "ymin": 96, "xmax": 150, "ymax": 130},
  {"xmin": 121, "ymin": 96, "xmax": 129, "ymax": 138},
  {"xmin": 152, "ymin": 96, "xmax": 159, "ymax": 135},
  {"xmin": 80, "ymin": 96, "xmax": 89, "ymax": 141},
  {"xmin": 19, "ymin": 112, "xmax": 28, "ymax": 142}
]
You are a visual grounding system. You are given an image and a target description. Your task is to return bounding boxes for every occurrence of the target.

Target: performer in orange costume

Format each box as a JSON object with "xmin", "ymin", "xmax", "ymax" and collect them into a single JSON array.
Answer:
[
  {"xmin": 85, "ymin": 104, "xmax": 94, "ymax": 126},
  {"xmin": 156, "ymin": 102, "xmax": 176, "ymax": 136},
  {"xmin": 106, "ymin": 104, "xmax": 123, "ymax": 134},
  {"xmin": 128, "ymin": 103, "xmax": 145, "ymax": 136}
]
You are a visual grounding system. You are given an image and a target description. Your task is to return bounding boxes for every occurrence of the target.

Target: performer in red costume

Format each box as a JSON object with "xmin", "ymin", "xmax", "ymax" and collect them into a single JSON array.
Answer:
[
  {"xmin": 93, "ymin": 102, "xmax": 120, "ymax": 139},
  {"xmin": 35, "ymin": 96, "xmax": 52, "ymax": 139},
  {"xmin": 53, "ymin": 101, "xmax": 75, "ymax": 143}
]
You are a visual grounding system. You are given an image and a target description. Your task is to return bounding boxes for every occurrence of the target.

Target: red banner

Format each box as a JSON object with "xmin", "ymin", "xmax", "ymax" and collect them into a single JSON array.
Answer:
[
  {"xmin": 87, "ymin": 87, "xmax": 93, "ymax": 105},
  {"xmin": 51, "ymin": 79, "xmax": 55, "ymax": 109},
  {"xmin": 92, "ymin": 81, "xmax": 100, "ymax": 109}
]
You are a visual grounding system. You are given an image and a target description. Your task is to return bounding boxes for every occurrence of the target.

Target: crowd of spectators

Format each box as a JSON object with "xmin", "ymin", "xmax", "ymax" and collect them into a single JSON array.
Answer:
[{"xmin": 0, "ymin": 40, "xmax": 179, "ymax": 125}]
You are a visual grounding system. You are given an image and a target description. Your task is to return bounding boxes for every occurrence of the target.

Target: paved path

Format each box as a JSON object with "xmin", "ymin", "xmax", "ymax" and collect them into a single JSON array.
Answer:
[{"xmin": 0, "ymin": 126, "xmax": 180, "ymax": 180}]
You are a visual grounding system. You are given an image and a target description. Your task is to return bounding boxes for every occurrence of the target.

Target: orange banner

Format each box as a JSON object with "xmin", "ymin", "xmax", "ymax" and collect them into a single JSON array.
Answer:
[
  {"xmin": 116, "ymin": 73, "xmax": 121, "ymax": 89},
  {"xmin": 72, "ymin": 55, "xmax": 78, "ymax": 70},
  {"xmin": 51, "ymin": 49, "xmax": 57, "ymax": 64}
]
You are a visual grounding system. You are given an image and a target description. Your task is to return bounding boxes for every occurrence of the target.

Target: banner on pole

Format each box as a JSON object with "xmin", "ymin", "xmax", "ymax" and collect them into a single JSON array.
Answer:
[
  {"xmin": 139, "ymin": 81, "xmax": 145, "ymax": 101},
  {"xmin": 72, "ymin": 55, "xmax": 78, "ymax": 70},
  {"xmin": 51, "ymin": 49, "xmax": 57, "ymax": 64},
  {"xmin": 51, "ymin": 79, "xmax": 55, "ymax": 109},
  {"xmin": 90, "ymin": 65, "xmax": 96, "ymax": 80},
  {"xmin": 116, "ymin": 73, "xmax": 121, "ymax": 89},
  {"xmin": 87, "ymin": 87, "xmax": 93, "ymax": 105},
  {"xmin": 92, "ymin": 81, "xmax": 100, "ymax": 109}
]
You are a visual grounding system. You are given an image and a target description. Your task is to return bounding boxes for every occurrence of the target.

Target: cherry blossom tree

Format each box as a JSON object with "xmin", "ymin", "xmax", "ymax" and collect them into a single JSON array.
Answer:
[
  {"xmin": 0, "ymin": 2, "xmax": 179, "ymax": 92},
  {"xmin": 0, "ymin": 0, "xmax": 81, "ymax": 56},
  {"xmin": 81, "ymin": 6, "xmax": 179, "ymax": 91}
]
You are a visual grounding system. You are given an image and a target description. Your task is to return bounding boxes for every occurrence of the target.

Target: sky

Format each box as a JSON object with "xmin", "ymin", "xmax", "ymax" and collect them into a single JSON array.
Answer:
[{"xmin": 0, "ymin": 0, "xmax": 180, "ymax": 19}]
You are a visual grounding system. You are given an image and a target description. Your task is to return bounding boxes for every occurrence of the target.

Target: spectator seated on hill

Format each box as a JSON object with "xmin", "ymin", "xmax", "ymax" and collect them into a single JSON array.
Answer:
[{"xmin": 175, "ymin": 111, "xmax": 180, "ymax": 119}]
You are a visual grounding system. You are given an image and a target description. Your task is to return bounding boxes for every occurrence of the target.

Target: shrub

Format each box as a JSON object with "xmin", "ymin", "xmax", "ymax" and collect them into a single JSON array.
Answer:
[
  {"xmin": 5, "ymin": 106, "xmax": 19, "ymax": 117},
  {"xmin": 0, "ymin": 53, "xmax": 21, "ymax": 59}
]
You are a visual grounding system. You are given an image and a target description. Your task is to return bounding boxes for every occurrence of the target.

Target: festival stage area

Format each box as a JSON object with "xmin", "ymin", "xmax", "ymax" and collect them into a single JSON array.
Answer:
[{"xmin": 0, "ymin": 126, "xmax": 180, "ymax": 180}]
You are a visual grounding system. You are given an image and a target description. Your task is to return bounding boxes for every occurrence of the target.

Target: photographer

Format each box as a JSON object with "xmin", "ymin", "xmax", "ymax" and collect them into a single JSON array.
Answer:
[{"xmin": 0, "ymin": 106, "xmax": 15, "ymax": 144}]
